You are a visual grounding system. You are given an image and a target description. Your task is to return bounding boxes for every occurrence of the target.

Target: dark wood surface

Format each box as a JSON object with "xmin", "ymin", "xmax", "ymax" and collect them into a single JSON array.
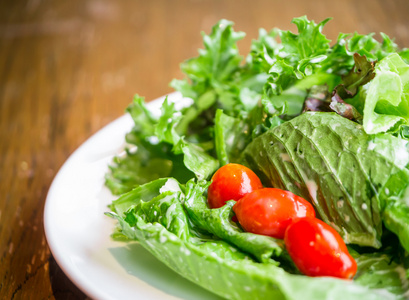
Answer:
[{"xmin": 1, "ymin": 0, "xmax": 409, "ymax": 299}]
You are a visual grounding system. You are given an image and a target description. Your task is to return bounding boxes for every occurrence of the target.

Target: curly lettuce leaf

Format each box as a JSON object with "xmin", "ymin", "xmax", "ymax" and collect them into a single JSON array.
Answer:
[
  {"xmin": 261, "ymin": 17, "xmax": 344, "ymax": 116},
  {"xmin": 126, "ymin": 94, "xmax": 157, "ymax": 135},
  {"xmin": 347, "ymin": 32, "xmax": 400, "ymax": 62},
  {"xmin": 105, "ymin": 147, "xmax": 176, "ymax": 195},
  {"xmin": 266, "ymin": 16, "xmax": 334, "ymax": 94},
  {"xmin": 258, "ymin": 19, "xmax": 409, "ymax": 122},
  {"xmin": 155, "ymin": 97, "xmax": 182, "ymax": 145},
  {"xmin": 278, "ymin": 16, "xmax": 331, "ymax": 76},
  {"xmin": 247, "ymin": 28, "xmax": 281, "ymax": 74},
  {"xmin": 170, "ymin": 19, "xmax": 246, "ymax": 112},
  {"xmin": 105, "ymin": 96, "xmax": 193, "ymax": 194}
]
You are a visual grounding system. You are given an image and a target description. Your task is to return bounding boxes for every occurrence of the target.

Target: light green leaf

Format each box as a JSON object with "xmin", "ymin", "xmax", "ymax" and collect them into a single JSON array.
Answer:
[
  {"xmin": 363, "ymin": 53, "xmax": 409, "ymax": 134},
  {"xmin": 155, "ymin": 96, "xmax": 181, "ymax": 145}
]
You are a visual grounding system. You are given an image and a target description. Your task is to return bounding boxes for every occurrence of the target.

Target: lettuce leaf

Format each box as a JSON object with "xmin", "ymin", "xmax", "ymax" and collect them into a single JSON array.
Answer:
[
  {"xmin": 362, "ymin": 53, "xmax": 409, "ymax": 134},
  {"xmin": 352, "ymin": 249, "xmax": 409, "ymax": 297},
  {"xmin": 334, "ymin": 53, "xmax": 376, "ymax": 100},
  {"xmin": 105, "ymin": 96, "xmax": 194, "ymax": 194},
  {"xmin": 242, "ymin": 112, "xmax": 409, "ymax": 249},
  {"xmin": 106, "ymin": 17, "xmax": 409, "ymax": 195},
  {"xmin": 107, "ymin": 177, "xmax": 407, "ymax": 299},
  {"xmin": 170, "ymin": 19, "xmax": 245, "ymax": 105},
  {"xmin": 181, "ymin": 179, "xmax": 287, "ymax": 264},
  {"xmin": 105, "ymin": 16, "xmax": 409, "ymax": 299}
]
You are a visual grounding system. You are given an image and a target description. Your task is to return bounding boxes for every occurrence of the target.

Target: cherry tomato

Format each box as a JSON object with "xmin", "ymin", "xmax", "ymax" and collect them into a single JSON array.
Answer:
[
  {"xmin": 284, "ymin": 217, "xmax": 357, "ymax": 279},
  {"xmin": 233, "ymin": 188, "xmax": 315, "ymax": 239},
  {"xmin": 207, "ymin": 164, "xmax": 263, "ymax": 209}
]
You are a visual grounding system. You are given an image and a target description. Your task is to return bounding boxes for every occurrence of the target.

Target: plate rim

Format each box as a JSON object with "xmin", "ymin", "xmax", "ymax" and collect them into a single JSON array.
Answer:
[{"xmin": 43, "ymin": 92, "xmax": 181, "ymax": 300}]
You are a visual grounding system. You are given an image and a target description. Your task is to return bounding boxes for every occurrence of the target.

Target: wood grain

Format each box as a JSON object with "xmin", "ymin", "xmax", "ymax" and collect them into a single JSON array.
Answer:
[{"xmin": 1, "ymin": 0, "xmax": 409, "ymax": 298}]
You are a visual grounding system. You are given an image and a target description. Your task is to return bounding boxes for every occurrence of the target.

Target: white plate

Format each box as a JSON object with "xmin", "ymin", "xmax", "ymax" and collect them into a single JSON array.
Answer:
[{"xmin": 44, "ymin": 92, "xmax": 222, "ymax": 300}]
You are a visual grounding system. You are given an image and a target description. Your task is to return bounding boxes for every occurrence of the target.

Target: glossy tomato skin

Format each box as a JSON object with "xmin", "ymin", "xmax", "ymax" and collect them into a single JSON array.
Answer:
[
  {"xmin": 284, "ymin": 217, "xmax": 357, "ymax": 279},
  {"xmin": 233, "ymin": 188, "xmax": 315, "ymax": 239},
  {"xmin": 207, "ymin": 164, "xmax": 263, "ymax": 209}
]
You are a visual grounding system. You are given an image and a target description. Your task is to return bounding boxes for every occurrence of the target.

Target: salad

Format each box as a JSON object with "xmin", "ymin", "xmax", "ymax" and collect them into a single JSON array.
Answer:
[{"xmin": 105, "ymin": 16, "xmax": 409, "ymax": 299}]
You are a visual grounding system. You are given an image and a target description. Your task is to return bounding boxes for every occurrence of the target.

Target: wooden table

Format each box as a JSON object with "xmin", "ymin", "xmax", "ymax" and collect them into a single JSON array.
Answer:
[{"xmin": 1, "ymin": 0, "xmax": 409, "ymax": 298}]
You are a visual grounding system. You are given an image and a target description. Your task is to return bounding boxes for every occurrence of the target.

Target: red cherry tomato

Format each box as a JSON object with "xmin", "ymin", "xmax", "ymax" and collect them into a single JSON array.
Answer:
[
  {"xmin": 232, "ymin": 188, "xmax": 315, "ymax": 239},
  {"xmin": 207, "ymin": 164, "xmax": 263, "ymax": 209},
  {"xmin": 284, "ymin": 217, "xmax": 357, "ymax": 279}
]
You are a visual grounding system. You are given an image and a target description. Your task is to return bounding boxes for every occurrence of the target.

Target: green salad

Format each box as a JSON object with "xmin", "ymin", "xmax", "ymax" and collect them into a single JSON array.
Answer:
[{"xmin": 105, "ymin": 16, "xmax": 409, "ymax": 299}]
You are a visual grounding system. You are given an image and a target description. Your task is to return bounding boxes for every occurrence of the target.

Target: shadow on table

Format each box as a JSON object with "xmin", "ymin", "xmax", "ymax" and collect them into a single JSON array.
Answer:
[
  {"xmin": 49, "ymin": 255, "xmax": 88, "ymax": 300},
  {"xmin": 108, "ymin": 242, "xmax": 224, "ymax": 300}
]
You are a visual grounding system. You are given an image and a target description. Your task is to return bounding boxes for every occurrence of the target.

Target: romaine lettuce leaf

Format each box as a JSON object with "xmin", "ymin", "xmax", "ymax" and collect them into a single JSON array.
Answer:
[
  {"xmin": 107, "ymin": 177, "xmax": 406, "ymax": 299},
  {"xmin": 124, "ymin": 216, "xmax": 397, "ymax": 300},
  {"xmin": 383, "ymin": 201, "xmax": 409, "ymax": 253},
  {"xmin": 242, "ymin": 112, "xmax": 409, "ymax": 249},
  {"xmin": 214, "ymin": 109, "xmax": 246, "ymax": 165},
  {"xmin": 181, "ymin": 179, "xmax": 286, "ymax": 264},
  {"xmin": 352, "ymin": 250, "xmax": 409, "ymax": 297},
  {"xmin": 110, "ymin": 178, "xmax": 174, "ymax": 216}
]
